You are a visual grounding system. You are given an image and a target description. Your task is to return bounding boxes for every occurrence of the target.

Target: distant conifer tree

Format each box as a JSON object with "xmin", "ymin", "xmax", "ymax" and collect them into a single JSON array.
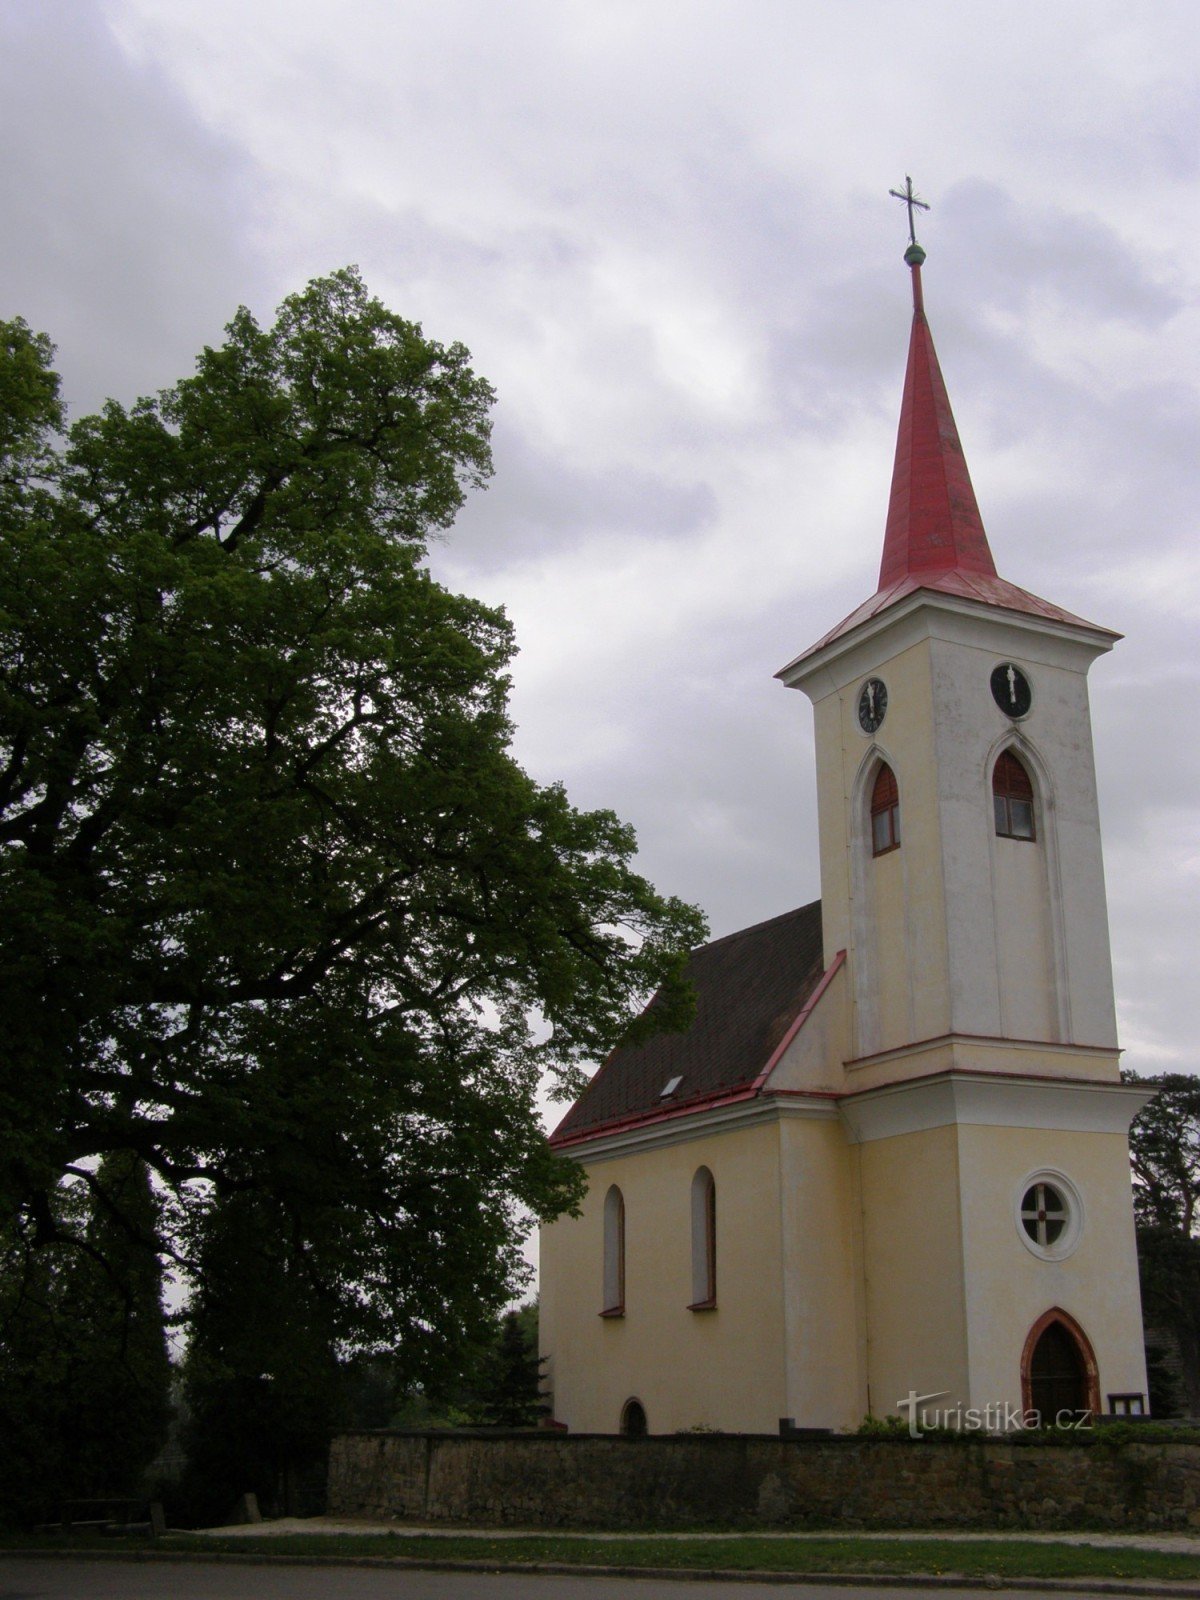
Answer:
[{"xmin": 476, "ymin": 1306, "xmax": 546, "ymax": 1428}]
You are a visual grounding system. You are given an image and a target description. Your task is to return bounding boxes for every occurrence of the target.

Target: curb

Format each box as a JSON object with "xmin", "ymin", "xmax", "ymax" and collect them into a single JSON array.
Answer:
[{"xmin": 3, "ymin": 1549, "xmax": 1200, "ymax": 1595}]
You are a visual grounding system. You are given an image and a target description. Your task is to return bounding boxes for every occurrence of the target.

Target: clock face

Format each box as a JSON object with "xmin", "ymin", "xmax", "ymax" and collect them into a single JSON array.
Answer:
[
  {"xmin": 857, "ymin": 678, "xmax": 888, "ymax": 733},
  {"xmin": 991, "ymin": 662, "xmax": 1032, "ymax": 719}
]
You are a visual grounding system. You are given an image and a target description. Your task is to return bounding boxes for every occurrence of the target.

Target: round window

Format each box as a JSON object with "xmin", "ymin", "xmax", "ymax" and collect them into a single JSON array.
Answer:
[{"xmin": 1015, "ymin": 1170, "xmax": 1083, "ymax": 1261}]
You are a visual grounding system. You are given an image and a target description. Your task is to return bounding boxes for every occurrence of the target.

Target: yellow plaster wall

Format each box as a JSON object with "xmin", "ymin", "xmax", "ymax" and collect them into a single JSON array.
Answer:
[
  {"xmin": 992, "ymin": 834, "xmax": 1057, "ymax": 1043},
  {"xmin": 871, "ymin": 847, "xmax": 910, "ymax": 1053},
  {"xmin": 767, "ymin": 961, "xmax": 849, "ymax": 1094},
  {"xmin": 539, "ymin": 1120, "xmax": 788, "ymax": 1434},
  {"xmin": 956, "ymin": 1124, "xmax": 1149, "ymax": 1413},
  {"xmin": 811, "ymin": 637, "xmax": 953, "ymax": 1059},
  {"xmin": 857, "ymin": 1124, "xmax": 970, "ymax": 1417},
  {"xmin": 778, "ymin": 1115, "xmax": 865, "ymax": 1428}
]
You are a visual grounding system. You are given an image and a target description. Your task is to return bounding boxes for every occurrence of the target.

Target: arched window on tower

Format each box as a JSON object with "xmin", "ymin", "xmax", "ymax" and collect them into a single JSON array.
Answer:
[
  {"xmin": 689, "ymin": 1167, "xmax": 716, "ymax": 1309},
  {"xmin": 601, "ymin": 1185, "xmax": 625, "ymax": 1316},
  {"xmin": 993, "ymin": 750, "xmax": 1036, "ymax": 841},
  {"xmin": 870, "ymin": 763, "xmax": 901, "ymax": 856}
]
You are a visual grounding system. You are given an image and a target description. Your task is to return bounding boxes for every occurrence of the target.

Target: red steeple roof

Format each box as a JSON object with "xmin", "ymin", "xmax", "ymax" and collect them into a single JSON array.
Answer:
[
  {"xmin": 778, "ymin": 246, "xmax": 1118, "ymax": 677},
  {"xmin": 878, "ymin": 249, "xmax": 996, "ymax": 588}
]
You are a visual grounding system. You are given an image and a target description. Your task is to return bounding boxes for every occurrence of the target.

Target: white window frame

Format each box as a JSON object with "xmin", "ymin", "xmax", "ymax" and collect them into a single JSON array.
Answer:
[{"xmin": 1015, "ymin": 1168, "xmax": 1084, "ymax": 1262}]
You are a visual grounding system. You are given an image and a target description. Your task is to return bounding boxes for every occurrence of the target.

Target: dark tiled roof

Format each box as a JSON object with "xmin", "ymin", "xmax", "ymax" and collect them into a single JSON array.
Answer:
[{"xmin": 550, "ymin": 900, "xmax": 824, "ymax": 1145}]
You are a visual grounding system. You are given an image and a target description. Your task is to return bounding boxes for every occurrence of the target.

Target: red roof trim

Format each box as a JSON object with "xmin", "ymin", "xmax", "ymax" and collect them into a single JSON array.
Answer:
[
  {"xmin": 781, "ymin": 571, "xmax": 1118, "ymax": 678},
  {"xmin": 548, "ymin": 1083, "xmax": 762, "ymax": 1150},
  {"xmin": 549, "ymin": 1063, "xmax": 1133, "ymax": 1153},
  {"xmin": 766, "ymin": 1087, "xmax": 846, "ymax": 1100}
]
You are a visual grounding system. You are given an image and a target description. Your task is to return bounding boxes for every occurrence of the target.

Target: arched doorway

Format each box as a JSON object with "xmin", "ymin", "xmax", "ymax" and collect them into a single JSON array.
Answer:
[
  {"xmin": 620, "ymin": 1398, "xmax": 648, "ymax": 1437},
  {"xmin": 1021, "ymin": 1309, "xmax": 1100, "ymax": 1423}
]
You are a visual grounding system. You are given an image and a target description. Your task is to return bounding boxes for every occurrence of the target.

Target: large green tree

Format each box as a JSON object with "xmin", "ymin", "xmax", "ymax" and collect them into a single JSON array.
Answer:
[{"xmin": 0, "ymin": 272, "xmax": 704, "ymax": 1375}]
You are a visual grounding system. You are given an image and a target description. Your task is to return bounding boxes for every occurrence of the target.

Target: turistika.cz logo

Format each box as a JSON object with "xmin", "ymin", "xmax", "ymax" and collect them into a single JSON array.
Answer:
[{"xmin": 896, "ymin": 1390, "xmax": 1092, "ymax": 1439}]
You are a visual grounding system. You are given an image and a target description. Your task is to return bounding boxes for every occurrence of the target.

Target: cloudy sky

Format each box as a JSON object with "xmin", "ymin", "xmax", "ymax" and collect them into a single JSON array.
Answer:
[{"xmin": 3, "ymin": 0, "xmax": 1197, "ymax": 1094}]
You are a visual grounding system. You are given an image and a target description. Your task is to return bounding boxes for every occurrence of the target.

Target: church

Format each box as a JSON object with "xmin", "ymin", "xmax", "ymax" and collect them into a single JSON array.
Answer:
[{"xmin": 538, "ymin": 221, "xmax": 1153, "ymax": 1436}]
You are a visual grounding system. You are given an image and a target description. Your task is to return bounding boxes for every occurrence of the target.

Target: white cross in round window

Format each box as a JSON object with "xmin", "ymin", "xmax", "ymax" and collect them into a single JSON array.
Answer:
[
  {"xmin": 1015, "ymin": 1170, "xmax": 1083, "ymax": 1261},
  {"xmin": 1020, "ymin": 1181, "xmax": 1067, "ymax": 1247}
]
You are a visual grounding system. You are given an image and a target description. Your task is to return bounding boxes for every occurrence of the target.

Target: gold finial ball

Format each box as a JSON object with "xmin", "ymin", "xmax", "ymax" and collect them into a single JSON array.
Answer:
[{"xmin": 904, "ymin": 243, "xmax": 926, "ymax": 266}]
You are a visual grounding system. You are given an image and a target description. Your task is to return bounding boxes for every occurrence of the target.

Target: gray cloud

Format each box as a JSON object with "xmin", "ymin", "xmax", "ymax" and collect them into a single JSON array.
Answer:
[
  {"xmin": 0, "ymin": 0, "xmax": 266, "ymax": 415},
  {"xmin": 4, "ymin": 0, "xmax": 1195, "ymax": 1084}
]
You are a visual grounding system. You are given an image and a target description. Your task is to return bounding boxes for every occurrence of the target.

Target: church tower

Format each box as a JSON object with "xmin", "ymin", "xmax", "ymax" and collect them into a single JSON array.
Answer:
[
  {"xmin": 776, "ymin": 227, "xmax": 1150, "ymax": 1426},
  {"xmin": 778, "ymin": 237, "xmax": 1121, "ymax": 1068},
  {"xmin": 539, "ymin": 208, "xmax": 1151, "ymax": 1437}
]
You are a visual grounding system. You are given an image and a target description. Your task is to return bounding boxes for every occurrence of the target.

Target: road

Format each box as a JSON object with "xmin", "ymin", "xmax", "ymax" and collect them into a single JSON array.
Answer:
[{"xmin": 0, "ymin": 1559, "xmax": 1137, "ymax": 1600}]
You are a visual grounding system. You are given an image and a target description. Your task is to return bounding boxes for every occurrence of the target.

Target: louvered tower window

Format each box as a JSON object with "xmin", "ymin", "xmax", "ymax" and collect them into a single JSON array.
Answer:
[
  {"xmin": 870, "ymin": 763, "xmax": 900, "ymax": 856},
  {"xmin": 994, "ymin": 751, "xmax": 1035, "ymax": 841}
]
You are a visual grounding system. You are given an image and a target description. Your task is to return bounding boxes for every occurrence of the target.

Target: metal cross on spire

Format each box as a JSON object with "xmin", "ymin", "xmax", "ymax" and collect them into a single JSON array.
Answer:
[{"xmin": 889, "ymin": 174, "xmax": 930, "ymax": 247}]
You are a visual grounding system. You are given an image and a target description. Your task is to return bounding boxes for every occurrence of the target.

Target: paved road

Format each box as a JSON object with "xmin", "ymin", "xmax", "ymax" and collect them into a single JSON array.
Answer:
[{"xmin": 0, "ymin": 1561, "xmax": 1152, "ymax": 1600}]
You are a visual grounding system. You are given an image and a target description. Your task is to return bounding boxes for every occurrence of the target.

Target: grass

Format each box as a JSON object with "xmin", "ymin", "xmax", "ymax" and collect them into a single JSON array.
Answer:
[{"xmin": 4, "ymin": 1528, "xmax": 1199, "ymax": 1581}]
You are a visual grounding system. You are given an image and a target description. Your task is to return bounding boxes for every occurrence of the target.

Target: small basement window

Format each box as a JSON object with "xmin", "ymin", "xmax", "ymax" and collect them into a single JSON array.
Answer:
[{"xmin": 870, "ymin": 763, "xmax": 900, "ymax": 856}]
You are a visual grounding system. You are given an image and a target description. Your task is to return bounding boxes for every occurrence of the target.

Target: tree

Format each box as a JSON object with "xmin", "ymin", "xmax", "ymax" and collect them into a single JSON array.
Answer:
[
  {"xmin": 474, "ymin": 1304, "xmax": 547, "ymax": 1428},
  {"xmin": 1126, "ymin": 1072, "xmax": 1200, "ymax": 1234},
  {"xmin": 0, "ymin": 1154, "xmax": 171, "ymax": 1518},
  {"xmin": 179, "ymin": 1191, "xmax": 341, "ymax": 1523},
  {"xmin": 1126, "ymin": 1072, "xmax": 1200, "ymax": 1415},
  {"xmin": 0, "ymin": 272, "xmax": 705, "ymax": 1381},
  {"xmin": 66, "ymin": 1152, "xmax": 173, "ymax": 1496}
]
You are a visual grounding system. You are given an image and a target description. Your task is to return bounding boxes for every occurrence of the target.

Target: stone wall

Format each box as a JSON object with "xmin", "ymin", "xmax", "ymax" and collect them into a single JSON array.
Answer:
[{"xmin": 327, "ymin": 1430, "xmax": 1200, "ymax": 1530}]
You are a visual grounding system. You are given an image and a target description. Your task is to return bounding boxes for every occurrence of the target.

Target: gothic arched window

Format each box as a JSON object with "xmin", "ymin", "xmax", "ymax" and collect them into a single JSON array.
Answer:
[
  {"xmin": 994, "ymin": 750, "xmax": 1035, "ymax": 841},
  {"xmin": 689, "ymin": 1166, "xmax": 716, "ymax": 1309},
  {"xmin": 601, "ymin": 1185, "xmax": 625, "ymax": 1316},
  {"xmin": 870, "ymin": 763, "xmax": 900, "ymax": 856},
  {"xmin": 621, "ymin": 1397, "xmax": 648, "ymax": 1436}
]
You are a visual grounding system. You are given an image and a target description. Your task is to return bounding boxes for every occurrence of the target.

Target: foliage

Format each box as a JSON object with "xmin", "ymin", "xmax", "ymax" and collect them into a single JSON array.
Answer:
[
  {"xmin": 176, "ymin": 1191, "xmax": 342, "ymax": 1524},
  {"xmin": 336, "ymin": 1299, "xmax": 544, "ymax": 1432},
  {"xmin": 0, "ymin": 273, "xmax": 706, "ymax": 1381},
  {"xmin": 854, "ymin": 1413, "xmax": 911, "ymax": 1437},
  {"xmin": 1125, "ymin": 1072, "xmax": 1200, "ymax": 1233},
  {"xmin": 1143, "ymin": 1336, "xmax": 1182, "ymax": 1420},
  {"xmin": 0, "ymin": 1154, "xmax": 171, "ymax": 1522},
  {"xmin": 1135, "ymin": 1225, "xmax": 1200, "ymax": 1416},
  {"xmin": 473, "ymin": 1305, "xmax": 547, "ymax": 1427},
  {"xmin": 1125, "ymin": 1073, "xmax": 1200, "ymax": 1416}
]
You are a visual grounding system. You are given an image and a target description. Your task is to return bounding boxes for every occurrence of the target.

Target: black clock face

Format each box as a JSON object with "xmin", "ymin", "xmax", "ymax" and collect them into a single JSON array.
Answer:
[
  {"xmin": 991, "ymin": 662, "xmax": 1032, "ymax": 719},
  {"xmin": 857, "ymin": 678, "xmax": 888, "ymax": 733}
]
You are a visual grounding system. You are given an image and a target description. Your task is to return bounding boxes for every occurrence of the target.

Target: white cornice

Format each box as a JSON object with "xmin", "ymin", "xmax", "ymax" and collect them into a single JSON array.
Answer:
[
  {"xmin": 780, "ymin": 589, "xmax": 1116, "ymax": 696},
  {"xmin": 844, "ymin": 1033, "xmax": 1118, "ymax": 1074},
  {"xmin": 554, "ymin": 1093, "xmax": 840, "ymax": 1165},
  {"xmin": 838, "ymin": 1072, "xmax": 1154, "ymax": 1145}
]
